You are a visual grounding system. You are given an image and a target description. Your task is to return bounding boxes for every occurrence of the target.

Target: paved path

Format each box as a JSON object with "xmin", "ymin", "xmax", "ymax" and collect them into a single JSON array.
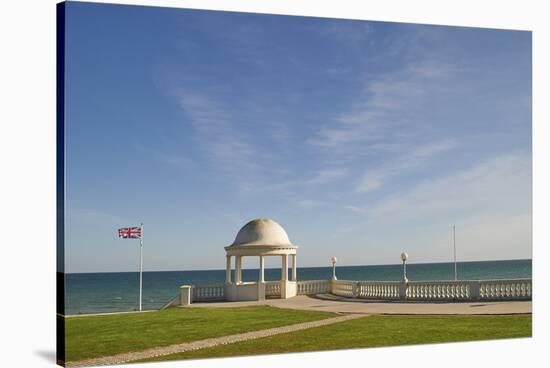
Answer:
[
  {"xmin": 65, "ymin": 313, "xmax": 363, "ymax": 367},
  {"xmin": 187, "ymin": 294, "xmax": 532, "ymax": 315}
]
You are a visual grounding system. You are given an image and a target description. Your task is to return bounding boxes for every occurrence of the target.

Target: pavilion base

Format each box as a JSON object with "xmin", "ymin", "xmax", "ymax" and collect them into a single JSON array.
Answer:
[
  {"xmin": 225, "ymin": 281, "xmax": 297, "ymax": 301},
  {"xmin": 225, "ymin": 282, "xmax": 266, "ymax": 302},
  {"xmin": 281, "ymin": 280, "xmax": 297, "ymax": 299}
]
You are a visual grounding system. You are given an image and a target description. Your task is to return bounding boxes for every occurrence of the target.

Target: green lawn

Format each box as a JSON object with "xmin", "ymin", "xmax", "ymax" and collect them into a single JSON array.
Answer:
[
  {"xmin": 65, "ymin": 306, "xmax": 336, "ymax": 362},
  {"xmin": 142, "ymin": 314, "xmax": 532, "ymax": 362}
]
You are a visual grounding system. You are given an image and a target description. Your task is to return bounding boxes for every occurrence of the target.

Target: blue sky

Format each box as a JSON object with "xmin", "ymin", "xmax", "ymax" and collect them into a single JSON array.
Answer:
[{"xmin": 64, "ymin": 2, "xmax": 531, "ymax": 273}]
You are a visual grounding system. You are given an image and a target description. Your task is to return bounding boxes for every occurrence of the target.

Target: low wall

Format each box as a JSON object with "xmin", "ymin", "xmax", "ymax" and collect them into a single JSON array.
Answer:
[
  {"xmin": 225, "ymin": 282, "xmax": 261, "ymax": 301},
  {"xmin": 265, "ymin": 281, "xmax": 281, "ymax": 297},
  {"xmin": 297, "ymin": 280, "xmax": 331, "ymax": 295},
  {"xmin": 173, "ymin": 278, "xmax": 532, "ymax": 306},
  {"xmin": 331, "ymin": 278, "xmax": 532, "ymax": 302}
]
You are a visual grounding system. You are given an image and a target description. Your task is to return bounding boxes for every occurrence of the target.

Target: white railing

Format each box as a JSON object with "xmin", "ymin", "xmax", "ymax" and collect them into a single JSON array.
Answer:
[
  {"xmin": 265, "ymin": 281, "xmax": 281, "ymax": 297},
  {"xmin": 479, "ymin": 279, "xmax": 532, "ymax": 300},
  {"xmin": 357, "ymin": 281, "xmax": 401, "ymax": 300},
  {"xmin": 331, "ymin": 278, "xmax": 531, "ymax": 301},
  {"xmin": 406, "ymin": 281, "xmax": 471, "ymax": 301},
  {"xmin": 172, "ymin": 277, "xmax": 531, "ymax": 307},
  {"xmin": 331, "ymin": 280, "xmax": 356, "ymax": 297},
  {"xmin": 192, "ymin": 284, "xmax": 225, "ymax": 302},
  {"xmin": 297, "ymin": 280, "xmax": 331, "ymax": 295},
  {"xmin": 332, "ymin": 280, "xmax": 401, "ymax": 299}
]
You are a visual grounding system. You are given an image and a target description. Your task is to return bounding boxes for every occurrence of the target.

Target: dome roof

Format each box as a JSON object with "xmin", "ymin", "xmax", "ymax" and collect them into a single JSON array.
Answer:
[{"xmin": 229, "ymin": 218, "xmax": 294, "ymax": 247}]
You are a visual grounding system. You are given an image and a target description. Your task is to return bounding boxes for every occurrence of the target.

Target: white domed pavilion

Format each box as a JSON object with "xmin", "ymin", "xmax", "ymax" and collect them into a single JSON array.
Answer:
[{"xmin": 224, "ymin": 218, "xmax": 298, "ymax": 301}]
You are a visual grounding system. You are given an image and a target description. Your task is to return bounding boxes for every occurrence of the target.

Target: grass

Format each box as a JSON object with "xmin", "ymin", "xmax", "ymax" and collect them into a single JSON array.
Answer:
[
  {"xmin": 64, "ymin": 306, "xmax": 336, "ymax": 362},
  {"xmin": 141, "ymin": 314, "xmax": 532, "ymax": 362}
]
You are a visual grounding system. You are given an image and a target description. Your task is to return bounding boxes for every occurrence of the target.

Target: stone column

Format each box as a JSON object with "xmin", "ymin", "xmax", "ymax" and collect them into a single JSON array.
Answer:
[
  {"xmin": 291, "ymin": 254, "xmax": 297, "ymax": 281},
  {"xmin": 469, "ymin": 280, "xmax": 481, "ymax": 301},
  {"xmin": 180, "ymin": 285, "xmax": 192, "ymax": 305},
  {"xmin": 235, "ymin": 256, "xmax": 242, "ymax": 284},
  {"xmin": 281, "ymin": 255, "xmax": 288, "ymax": 281},
  {"xmin": 399, "ymin": 280, "xmax": 408, "ymax": 300},
  {"xmin": 259, "ymin": 256, "xmax": 265, "ymax": 282},
  {"xmin": 225, "ymin": 255, "xmax": 232, "ymax": 284}
]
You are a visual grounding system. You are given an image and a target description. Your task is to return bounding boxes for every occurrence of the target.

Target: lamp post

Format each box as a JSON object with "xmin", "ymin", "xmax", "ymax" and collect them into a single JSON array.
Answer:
[
  {"xmin": 400, "ymin": 251, "xmax": 408, "ymax": 282},
  {"xmin": 330, "ymin": 256, "xmax": 338, "ymax": 280}
]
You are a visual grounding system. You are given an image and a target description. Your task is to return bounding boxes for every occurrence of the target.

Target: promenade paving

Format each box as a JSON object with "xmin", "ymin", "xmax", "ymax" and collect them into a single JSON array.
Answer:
[{"xmin": 187, "ymin": 294, "xmax": 532, "ymax": 315}]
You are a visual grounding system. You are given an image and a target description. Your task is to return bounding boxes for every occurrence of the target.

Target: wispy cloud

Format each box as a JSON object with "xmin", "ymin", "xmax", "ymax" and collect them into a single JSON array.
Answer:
[
  {"xmin": 307, "ymin": 48, "xmax": 464, "ymax": 164},
  {"xmin": 349, "ymin": 151, "xmax": 531, "ymax": 219},
  {"xmin": 305, "ymin": 44, "xmax": 467, "ymax": 196},
  {"xmin": 320, "ymin": 20, "xmax": 371, "ymax": 49},
  {"xmin": 350, "ymin": 151, "xmax": 532, "ymax": 261},
  {"xmin": 178, "ymin": 91, "xmax": 260, "ymax": 176},
  {"xmin": 297, "ymin": 199, "xmax": 325, "ymax": 208},
  {"xmin": 157, "ymin": 154, "xmax": 194, "ymax": 167},
  {"xmin": 356, "ymin": 139, "xmax": 457, "ymax": 193},
  {"xmin": 307, "ymin": 167, "xmax": 349, "ymax": 185}
]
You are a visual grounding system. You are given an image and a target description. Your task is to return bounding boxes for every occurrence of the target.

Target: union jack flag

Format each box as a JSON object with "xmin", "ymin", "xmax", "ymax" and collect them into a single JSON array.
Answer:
[{"xmin": 118, "ymin": 226, "xmax": 142, "ymax": 239}]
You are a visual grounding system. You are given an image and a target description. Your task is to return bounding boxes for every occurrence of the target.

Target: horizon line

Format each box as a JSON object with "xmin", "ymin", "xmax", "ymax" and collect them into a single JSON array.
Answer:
[{"xmin": 64, "ymin": 257, "xmax": 532, "ymax": 275}]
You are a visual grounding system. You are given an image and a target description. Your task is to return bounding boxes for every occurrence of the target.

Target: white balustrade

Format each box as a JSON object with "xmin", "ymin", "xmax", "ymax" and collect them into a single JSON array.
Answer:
[
  {"xmin": 265, "ymin": 281, "xmax": 281, "ymax": 297},
  {"xmin": 357, "ymin": 281, "xmax": 401, "ymax": 299},
  {"xmin": 192, "ymin": 284, "xmax": 225, "ymax": 302},
  {"xmin": 406, "ymin": 281, "xmax": 471, "ymax": 301},
  {"xmin": 331, "ymin": 280, "xmax": 356, "ymax": 297},
  {"xmin": 297, "ymin": 280, "xmax": 331, "ymax": 295},
  {"xmin": 479, "ymin": 279, "xmax": 531, "ymax": 300},
  {"xmin": 332, "ymin": 279, "xmax": 531, "ymax": 301},
  {"xmin": 176, "ymin": 278, "xmax": 531, "ymax": 306}
]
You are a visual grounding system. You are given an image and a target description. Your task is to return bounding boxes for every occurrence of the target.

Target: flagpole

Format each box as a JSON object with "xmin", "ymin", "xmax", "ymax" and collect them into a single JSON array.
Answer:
[
  {"xmin": 139, "ymin": 222, "xmax": 143, "ymax": 311},
  {"xmin": 453, "ymin": 224, "xmax": 457, "ymax": 281}
]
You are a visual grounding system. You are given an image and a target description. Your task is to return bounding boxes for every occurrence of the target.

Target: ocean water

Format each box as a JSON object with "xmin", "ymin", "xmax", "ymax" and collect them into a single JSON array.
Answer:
[{"xmin": 65, "ymin": 259, "xmax": 531, "ymax": 315}]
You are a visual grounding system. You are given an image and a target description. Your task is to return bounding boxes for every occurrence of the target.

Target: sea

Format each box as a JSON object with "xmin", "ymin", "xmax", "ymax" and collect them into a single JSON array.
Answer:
[{"xmin": 65, "ymin": 259, "xmax": 531, "ymax": 315}]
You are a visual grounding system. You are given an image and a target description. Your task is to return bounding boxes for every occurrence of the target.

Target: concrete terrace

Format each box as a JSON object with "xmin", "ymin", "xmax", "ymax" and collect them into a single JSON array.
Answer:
[{"xmin": 184, "ymin": 294, "xmax": 532, "ymax": 315}]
